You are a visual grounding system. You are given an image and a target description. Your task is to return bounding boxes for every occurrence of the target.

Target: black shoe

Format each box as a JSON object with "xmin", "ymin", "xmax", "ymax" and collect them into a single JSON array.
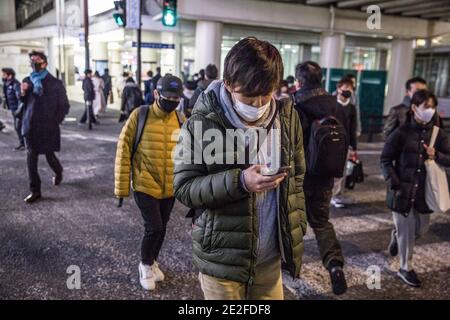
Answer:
[
  {"xmin": 53, "ymin": 173, "xmax": 63, "ymax": 186},
  {"xmin": 13, "ymin": 144, "xmax": 25, "ymax": 151},
  {"xmin": 24, "ymin": 192, "xmax": 42, "ymax": 204},
  {"xmin": 329, "ymin": 265, "xmax": 348, "ymax": 295},
  {"xmin": 388, "ymin": 229, "xmax": 398, "ymax": 257},
  {"xmin": 397, "ymin": 269, "xmax": 421, "ymax": 288}
]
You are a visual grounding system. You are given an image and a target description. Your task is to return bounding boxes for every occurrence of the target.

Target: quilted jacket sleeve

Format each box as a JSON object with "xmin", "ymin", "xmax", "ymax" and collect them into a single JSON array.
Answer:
[
  {"xmin": 173, "ymin": 118, "xmax": 248, "ymax": 209},
  {"xmin": 114, "ymin": 109, "xmax": 138, "ymax": 197}
]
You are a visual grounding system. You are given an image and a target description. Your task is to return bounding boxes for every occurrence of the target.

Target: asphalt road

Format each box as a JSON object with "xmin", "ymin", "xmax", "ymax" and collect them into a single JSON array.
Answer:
[{"xmin": 1, "ymin": 103, "xmax": 449, "ymax": 300}]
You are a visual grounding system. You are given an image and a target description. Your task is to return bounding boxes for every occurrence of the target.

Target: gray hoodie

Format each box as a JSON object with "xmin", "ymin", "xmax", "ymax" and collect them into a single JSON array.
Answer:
[{"xmin": 205, "ymin": 80, "xmax": 281, "ymax": 266}]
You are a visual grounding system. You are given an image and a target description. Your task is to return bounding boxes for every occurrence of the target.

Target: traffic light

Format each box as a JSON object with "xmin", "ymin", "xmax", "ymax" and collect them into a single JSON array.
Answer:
[
  {"xmin": 162, "ymin": 0, "xmax": 177, "ymax": 27},
  {"xmin": 113, "ymin": 1, "xmax": 126, "ymax": 27}
]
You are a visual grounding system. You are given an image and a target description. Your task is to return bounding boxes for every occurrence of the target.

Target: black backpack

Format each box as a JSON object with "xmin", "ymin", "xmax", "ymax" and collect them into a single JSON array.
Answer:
[{"xmin": 307, "ymin": 116, "xmax": 348, "ymax": 178}]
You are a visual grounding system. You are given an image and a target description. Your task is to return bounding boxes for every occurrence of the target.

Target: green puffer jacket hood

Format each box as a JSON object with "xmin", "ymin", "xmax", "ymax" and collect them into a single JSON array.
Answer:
[{"xmin": 173, "ymin": 89, "xmax": 307, "ymax": 283}]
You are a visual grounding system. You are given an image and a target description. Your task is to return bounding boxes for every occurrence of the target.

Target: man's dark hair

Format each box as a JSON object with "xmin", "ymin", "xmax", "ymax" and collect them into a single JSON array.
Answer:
[
  {"xmin": 285, "ymin": 75, "xmax": 294, "ymax": 84},
  {"xmin": 122, "ymin": 72, "xmax": 129, "ymax": 78},
  {"xmin": 184, "ymin": 80, "xmax": 197, "ymax": 91},
  {"xmin": 223, "ymin": 37, "xmax": 283, "ymax": 97},
  {"xmin": 1, "ymin": 68, "xmax": 15, "ymax": 77},
  {"xmin": 295, "ymin": 61, "xmax": 322, "ymax": 87},
  {"xmin": 406, "ymin": 77, "xmax": 427, "ymax": 91},
  {"xmin": 156, "ymin": 67, "xmax": 161, "ymax": 74},
  {"xmin": 29, "ymin": 50, "xmax": 47, "ymax": 63},
  {"xmin": 104, "ymin": 68, "xmax": 109, "ymax": 73},
  {"xmin": 345, "ymin": 73, "xmax": 356, "ymax": 80},
  {"xmin": 147, "ymin": 70, "xmax": 153, "ymax": 77},
  {"xmin": 126, "ymin": 77, "xmax": 135, "ymax": 83},
  {"xmin": 84, "ymin": 69, "xmax": 92, "ymax": 75},
  {"xmin": 411, "ymin": 89, "xmax": 438, "ymax": 108},
  {"xmin": 205, "ymin": 64, "xmax": 218, "ymax": 80},
  {"xmin": 337, "ymin": 77, "xmax": 354, "ymax": 89}
]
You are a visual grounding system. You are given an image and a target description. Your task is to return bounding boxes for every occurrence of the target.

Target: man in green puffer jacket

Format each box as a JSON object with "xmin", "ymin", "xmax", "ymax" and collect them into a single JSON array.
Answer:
[{"xmin": 173, "ymin": 37, "xmax": 306, "ymax": 300}]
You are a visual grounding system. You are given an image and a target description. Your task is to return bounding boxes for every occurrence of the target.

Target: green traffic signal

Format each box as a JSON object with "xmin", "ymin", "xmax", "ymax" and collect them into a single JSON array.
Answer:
[
  {"xmin": 162, "ymin": 9, "xmax": 176, "ymax": 27},
  {"xmin": 113, "ymin": 13, "xmax": 125, "ymax": 27}
]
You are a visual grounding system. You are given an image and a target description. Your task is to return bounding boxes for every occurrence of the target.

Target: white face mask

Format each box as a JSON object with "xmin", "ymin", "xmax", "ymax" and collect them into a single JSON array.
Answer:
[
  {"xmin": 414, "ymin": 104, "xmax": 435, "ymax": 123},
  {"xmin": 232, "ymin": 95, "xmax": 271, "ymax": 122}
]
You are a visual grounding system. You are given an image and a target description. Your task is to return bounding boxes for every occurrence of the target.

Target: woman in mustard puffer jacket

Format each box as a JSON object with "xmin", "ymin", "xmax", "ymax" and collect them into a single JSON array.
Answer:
[{"xmin": 114, "ymin": 74, "xmax": 184, "ymax": 291}]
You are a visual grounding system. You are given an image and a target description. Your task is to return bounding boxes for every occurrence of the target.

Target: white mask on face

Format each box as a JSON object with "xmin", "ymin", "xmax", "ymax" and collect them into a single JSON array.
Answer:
[
  {"xmin": 414, "ymin": 104, "xmax": 436, "ymax": 123},
  {"xmin": 232, "ymin": 95, "xmax": 271, "ymax": 122}
]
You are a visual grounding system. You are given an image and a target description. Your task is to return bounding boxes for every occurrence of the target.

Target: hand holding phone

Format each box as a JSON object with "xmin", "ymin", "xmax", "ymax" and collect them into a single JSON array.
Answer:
[{"xmin": 261, "ymin": 165, "xmax": 292, "ymax": 176}]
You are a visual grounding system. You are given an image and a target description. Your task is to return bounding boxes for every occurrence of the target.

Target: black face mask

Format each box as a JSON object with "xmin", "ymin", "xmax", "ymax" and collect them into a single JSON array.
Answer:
[
  {"xmin": 341, "ymin": 90, "xmax": 352, "ymax": 99},
  {"xmin": 159, "ymin": 98, "xmax": 179, "ymax": 113},
  {"xmin": 31, "ymin": 62, "xmax": 44, "ymax": 72},
  {"xmin": 1, "ymin": 77, "xmax": 7, "ymax": 83}
]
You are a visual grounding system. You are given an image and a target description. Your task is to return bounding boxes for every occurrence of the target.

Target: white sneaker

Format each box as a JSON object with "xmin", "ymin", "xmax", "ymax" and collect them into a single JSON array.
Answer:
[
  {"xmin": 139, "ymin": 262, "xmax": 156, "ymax": 290},
  {"xmin": 151, "ymin": 261, "xmax": 165, "ymax": 282},
  {"xmin": 331, "ymin": 198, "xmax": 345, "ymax": 208}
]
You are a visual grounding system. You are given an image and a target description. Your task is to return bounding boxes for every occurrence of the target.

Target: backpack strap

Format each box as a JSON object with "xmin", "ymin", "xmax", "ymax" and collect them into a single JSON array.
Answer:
[{"xmin": 132, "ymin": 105, "xmax": 150, "ymax": 160}]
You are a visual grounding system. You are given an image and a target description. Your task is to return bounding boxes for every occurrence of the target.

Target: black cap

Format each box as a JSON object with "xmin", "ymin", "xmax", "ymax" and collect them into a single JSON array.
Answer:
[
  {"xmin": 29, "ymin": 50, "xmax": 47, "ymax": 63},
  {"xmin": 156, "ymin": 74, "xmax": 183, "ymax": 98}
]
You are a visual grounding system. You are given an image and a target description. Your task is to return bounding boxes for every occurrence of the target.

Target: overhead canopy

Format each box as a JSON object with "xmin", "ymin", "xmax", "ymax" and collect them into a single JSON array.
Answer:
[{"xmin": 262, "ymin": 0, "xmax": 450, "ymax": 21}]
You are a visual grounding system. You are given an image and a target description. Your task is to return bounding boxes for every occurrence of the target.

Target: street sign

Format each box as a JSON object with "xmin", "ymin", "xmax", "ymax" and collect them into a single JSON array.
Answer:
[
  {"xmin": 132, "ymin": 42, "xmax": 175, "ymax": 49},
  {"xmin": 126, "ymin": 0, "xmax": 141, "ymax": 29}
]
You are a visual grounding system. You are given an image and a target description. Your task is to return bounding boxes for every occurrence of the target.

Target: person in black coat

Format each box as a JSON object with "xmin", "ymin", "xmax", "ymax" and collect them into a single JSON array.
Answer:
[
  {"xmin": 119, "ymin": 77, "xmax": 143, "ymax": 122},
  {"xmin": 79, "ymin": 69, "xmax": 97, "ymax": 127},
  {"xmin": 20, "ymin": 51, "xmax": 70, "ymax": 203},
  {"xmin": 2, "ymin": 67, "xmax": 24, "ymax": 150},
  {"xmin": 331, "ymin": 77, "xmax": 358, "ymax": 208},
  {"xmin": 381, "ymin": 89, "xmax": 450, "ymax": 288},
  {"xmin": 294, "ymin": 61, "xmax": 348, "ymax": 295}
]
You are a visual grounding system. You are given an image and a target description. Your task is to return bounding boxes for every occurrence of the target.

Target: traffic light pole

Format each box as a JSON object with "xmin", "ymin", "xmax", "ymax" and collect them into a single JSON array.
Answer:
[
  {"xmin": 136, "ymin": 0, "xmax": 142, "ymax": 86},
  {"xmin": 83, "ymin": 0, "xmax": 90, "ymax": 70}
]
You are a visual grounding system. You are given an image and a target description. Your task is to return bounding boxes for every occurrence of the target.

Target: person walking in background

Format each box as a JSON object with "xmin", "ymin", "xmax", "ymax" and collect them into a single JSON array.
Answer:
[
  {"xmin": 119, "ymin": 77, "xmax": 143, "ymax": 122},
  {"xmin": 331, "ymin": 77, "xmax": 358, "ymax": 209},
  {"xmin": 115, "ymin": 74, "xmax": 184, "ymax": 291},
  {"xmin": 102, "ymin": 68, "xmax": 112, "ymax": 107},
  {"xmin": 381, "ymin": 89, "xmax": 450, "ymax": 288},
  {"xmin": 92, "ymin": 71, "xmax": 106, "ymax": 117},
  {"xmin": 2, "ymin": 68, "xmax": 24, "ymax": 150},
  {"xmin": 174, "ymin": 37, "xmax": 306, "ymax": 300},
  {"xmin": 188, "ymin": 64, "xmax": 218, "ymax": 109},
  {"xmin": 294, "ymin": 61, "xmax": 348, "ymax": 295},
  {"xmin": 383, "ymin": 77, "xmax": 427, "ymax": 139},
  {"xmin": 144, "ymin": 70, "xmax": 155, "ymax": 105},
  {"xmin": 20, "ymin": 51, "xmax": 70, "ymax": 203},
  {"xmin": 152, "ymin": 67, "xmax": 162, "ymax": 90},
  {"xmin": 179, "ymin": 80, "xmax": 196, "ymax": 118},
  {"xmin": 79, "ymin": 69, "xmax": 97, "ymax": 127},
  {"xmin": 116, "ymin": 71, "xmax": 130, "ymax": 99}
]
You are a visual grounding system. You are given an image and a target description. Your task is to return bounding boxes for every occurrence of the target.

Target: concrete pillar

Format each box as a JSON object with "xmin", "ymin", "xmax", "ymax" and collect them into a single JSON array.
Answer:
[
  {"xmin": 299, "ymin": 43, "xmax": 312, "ymax": 64},
  {"xmin": 319, "ymin": 32, "xmax": 345, "ymax": 69},
  {"xmin": 92, "ymin": 42, "xmax": 108, "ymax": 61},
  {"xmin": 194, "ymin": 20, "xmax": 223, "ymax": 73},
  {"xmin": 160, "ymin": 32, "xmax": 176, "ymax": 75},
  {"xmin": 385, "ymin": 39, "xmax": 414, "ymax": 115},
  {"xmin": 109, "ymin": 46, "xmax": 122, "ymax": 78},
  {"xmin": 0, "ymin": 0, "xmax": 15, "ymax": 32},
  {"xmin": 47, "ymin": 37, "xmax": 60, "ymax": 77}
]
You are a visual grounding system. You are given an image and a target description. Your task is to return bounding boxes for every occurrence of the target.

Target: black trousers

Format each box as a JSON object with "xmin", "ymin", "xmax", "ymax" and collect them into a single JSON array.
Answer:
[
  {"xmin": 133, "ymin": 191, "xmax": 175, "ymax": 266},
  {"xmin": 12, "ymin": 112, "xmax": 24, "ymax": 146},
  {"xmin": 79, "ymin": 101, "xmax": 96, "ymax": 124},
  {"xmin": 304, "ymin": 186, "xmax": 344, "ymax": 269},
  {"xmin": 27, "ymin": 150, "xmax": 63, "ymax": 193}
]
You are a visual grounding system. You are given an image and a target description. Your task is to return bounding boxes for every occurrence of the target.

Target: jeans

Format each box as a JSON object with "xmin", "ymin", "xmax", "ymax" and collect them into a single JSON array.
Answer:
[
  {"xmin": 27, "ymin": 151, "xmax": 63, "ymax": 193},
  {"xmin": 305, "ymin": 186, "xmax": 344, "ymax": 269},
  {"xmin": 199, "ymin": 257, "xmax": 283, "ymax": 300},
  {"xmin": 133, "ymin": 191, "xmax": 175, "ymax": 266}
]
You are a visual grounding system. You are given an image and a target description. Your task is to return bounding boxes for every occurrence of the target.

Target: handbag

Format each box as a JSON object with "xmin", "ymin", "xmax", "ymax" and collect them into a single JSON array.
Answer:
[{"xmin": 424, "ymin": 126, "xmax": 450, "ymax": 213}]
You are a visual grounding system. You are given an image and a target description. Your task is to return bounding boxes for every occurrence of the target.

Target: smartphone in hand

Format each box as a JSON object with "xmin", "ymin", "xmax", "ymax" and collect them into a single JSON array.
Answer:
[{"xmin": 261, "ymin": 165, "xmax": 292, "ymax": 176}]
